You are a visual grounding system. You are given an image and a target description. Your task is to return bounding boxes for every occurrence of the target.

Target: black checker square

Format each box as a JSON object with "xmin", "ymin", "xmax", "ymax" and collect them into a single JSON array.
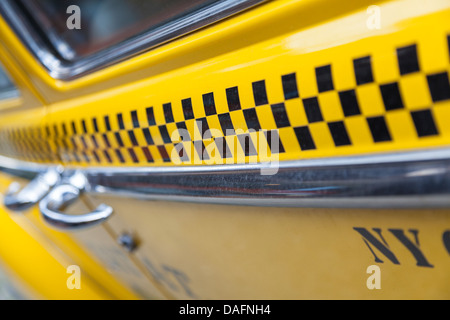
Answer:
[
  {"xmin": 142, "ymin": 128, "xmax": 154, "ymax": 145},
  {"xmin": 380, "ymin": 82, "xmax": 404, "ymax": 111},
  {"xmin": 128, "ymin": 148, "xmax": 139, "ymax": 163},
  {"xmin": 294, "ymin": 126, "xmax": 316, "ymax": 151},
  {"xmin": 115, "ymin": 149, "xmax": 125, "ymax": 163},
  {"xmin": 302, "ymin": 97, "xmax": 323, "ymax": 123},
  {"xmin": 243, "ymin": 108, "xmax": 261, "ymax": 131},
  {"xmin": 117, "ymin": 113, "xmax": 125, "ymax": 130},
  {"xmin": 252, "ymin": 80, "xmax": 269, "ymax": 106},
  {"xmin": 315, "ymin": 65, "xmax": 334, "ymax": 93},
  {"xmin": 218, "ymin": 113, "xmax": 235, "ymax": 136},
  {"xmin": 226, "ymin": 86, "xmax": 241, "ymax": 111},
  {"xmin": 353, "ymin": 56, "xmax": 374, "ymax": 85},
  {"xmin": 104, "ymin": 115, "xmax": 112, "ymax": 131},
  {"xmin": 142, "ymin": 147, "xmax": 154, "ymax": 163},
  {"xmin": 427, "ymin": 72, "xmax": 450, "ymax": 102},
  {"xmin": 127, "ymin": 130, "xmax": 139, "ymax": 146},
  {"xmin": 271, "ymin": 103, "xmax": 291, "ymax": 128},
  {"xmin": 202, "ymin": 92, "xmax": 217, "ymax": 116},
  {"xmin": 282, "ymin": 73, "xmax": 299, "ymax": 100},
  {"xmin": 367, "ymin": 116, "xmax": 392, "ymax": 143},
  {"xmin": 146, "ymin": 107, "xmax": 156, "ymax": 126},
  {"xmin": 339, "ymin": 90, "xmax": 361, "ymax": 117},
  {"xmin": 131, "ymin": 110, "xmax": 139, "ymax": 128},
  {"xmin": 182, "ymin": 98, "xmax": 195, "ymax": 120},
  {"xmin": 157, "ymin": 145, "xmax": 171, "ymax": 163},
  {"xmin": 114, "ymin": 132, "xmax": 124, "ymax": 147},
  {"xmin": 397, "ymin": 44, "xmax": 420, "ymax": 75},
  {"xmin": 163, "ymin": 103, "xmax": 175, "ymax": 123},
  {"xmin": 411, "ymin": 109, "xmax": 439, "ymax": 137},
  {"xmin": 328, "ymin": 121, "xmax": 352, "ymax": 147},
  {"xmin": 158, "ymin": 125, "xmax": 172, "ymax": 144}
]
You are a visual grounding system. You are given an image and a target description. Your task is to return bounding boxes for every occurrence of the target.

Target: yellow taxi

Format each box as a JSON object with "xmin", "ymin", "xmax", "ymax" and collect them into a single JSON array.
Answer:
[{"xmin": 0, "ymin": 0, "xmax": 449, "ymax": 299}]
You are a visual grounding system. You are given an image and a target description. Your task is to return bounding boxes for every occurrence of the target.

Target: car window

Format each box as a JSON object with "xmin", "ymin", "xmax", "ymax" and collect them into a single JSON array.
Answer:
[{"xmin": 21, "ymin": 0, "xmax": 222, "ymax": 60}]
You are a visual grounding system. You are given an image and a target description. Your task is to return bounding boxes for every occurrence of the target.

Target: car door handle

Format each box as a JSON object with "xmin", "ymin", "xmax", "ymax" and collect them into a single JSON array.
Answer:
[
  {"xmin": 4, "ymin": 168, "xmax": 61, "ymax": 212},
  {"xmin": 39, "ymin": 171, "xmax": 113, "ymax": 230}
]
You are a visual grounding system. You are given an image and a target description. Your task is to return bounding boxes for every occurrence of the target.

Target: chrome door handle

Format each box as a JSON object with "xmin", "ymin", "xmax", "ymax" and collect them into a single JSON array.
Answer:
[
  {"xmin": 4, "ymin": 168, "xmax": 61, "ymax": 212},
  {"xmin": 39, "ymin": 171, "xmax": 113, "ymax": 230}
]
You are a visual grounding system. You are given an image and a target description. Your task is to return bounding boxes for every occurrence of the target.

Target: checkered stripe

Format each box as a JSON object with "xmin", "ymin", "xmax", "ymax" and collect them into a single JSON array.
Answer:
[{"xmin": 1, "ymin": 35, "xmax": 450, "ymax": 165}]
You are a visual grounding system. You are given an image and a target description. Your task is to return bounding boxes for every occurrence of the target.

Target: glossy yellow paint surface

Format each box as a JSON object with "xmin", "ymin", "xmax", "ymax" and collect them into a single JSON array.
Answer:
[
  {"xmin": 0, "ymin": 174, "xmax": 140, "ymax": 299},
  {"xmin": 92, "ymin": 194, "xmax": 450, "ymax": 299},
  {"xmin": 0, "ymin": 0, "xmax": 449, "ymax": 300},
  {"xmin": 0, "ymin": 0, "xmax": 449, "ymax": 167}
]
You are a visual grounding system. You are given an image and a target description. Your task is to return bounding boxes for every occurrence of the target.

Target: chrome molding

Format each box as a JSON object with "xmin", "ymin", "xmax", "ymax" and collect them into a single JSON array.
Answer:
[
  {"xmin": 0, "ymin": 0, "xmax": 267, "ymax": 80},
  {"xmin": 1, "ymin": 148, "xmax": 450, "ymax": 209}
]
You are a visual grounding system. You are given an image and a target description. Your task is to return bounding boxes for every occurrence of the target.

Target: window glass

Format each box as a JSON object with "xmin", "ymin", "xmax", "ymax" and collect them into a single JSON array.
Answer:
[{"xmin": 21, "ymin": 0, "xmax": 219, "ymax": 60}]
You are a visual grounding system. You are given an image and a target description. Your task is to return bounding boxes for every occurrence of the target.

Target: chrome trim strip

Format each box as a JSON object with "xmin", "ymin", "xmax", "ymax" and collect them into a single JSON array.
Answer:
[
  {"xmin": 1, "ymin": 148, "xmax": 450, "ymax": 208},
  {"xmin": 0, "ymin": 0, "xmax": 267, "ymax": 80}
]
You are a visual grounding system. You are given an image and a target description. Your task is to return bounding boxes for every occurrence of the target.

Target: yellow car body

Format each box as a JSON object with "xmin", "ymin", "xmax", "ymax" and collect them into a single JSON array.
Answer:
[{"xmin": 0, "ymin": 0, "xmax": 449, "ymax": 299}]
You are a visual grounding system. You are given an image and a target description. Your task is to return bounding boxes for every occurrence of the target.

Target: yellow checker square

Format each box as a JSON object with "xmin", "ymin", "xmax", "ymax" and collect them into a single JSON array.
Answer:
[
  {"xmin": 229, "ymin": 110, "xmax": 247, "ymax": 132},
  {"xmin": 296, "ymin": 64, "xmax": 318, "ymax": 98},
  {"xmin": 119, "ymin": 111, "xmax": 133, "ymax": 131},
  {"xmin": 101, "ymin": 131, "xmax": 117, "ymax": 149},
  {"xmin": 255, "ymin": 104, "xmax": 277, "ymax": 130},
  {"xmin": 135, "ymin": 108, "xmax": 150, "ymax": 129},
  {"xmin": 356, "ymin": 84, "xmax": 386, "ymax": 117},
  {"xmin": 202, "ymin": 115, "xmax": 222, "ymax": 139},
  {"xmin": 399, "ymin": 73, "xmax": 433, "ymax": 110},
  {"xmin": 265, "ymin": 75, "xmax": 284, "ymax": 105},
  {"xmin": 132, "ymin": 128, "xmax": 148, "ymax": 147},
  {"xmin": 129, "ymin": 146, "xmax": 146, "ymax": 164},
  {"xmin": 162, "ymin": 143, "xmax": 175, "ymax": 161},
  {"xmin": 331, "ymin": 53, "xmax": 356, "ymax": 91},
  {"xmin": 278, "ymin": 127, "xmax": 300, "ymax": 155},
  {"xmin": 239, "ymin": 83, "xmax": 256, "ymax": 110},
  {"xmin": 308, "ymin": 122, "xmax": 335, "ymax": 152},
  {"xmin": 148, "ymin": 126, "xmax": 164, "ymax": 146},
  {"xmin": 184, "ymin": 119, "xmax": 199, "ymax": 141},
  {"xmin": 385, "ymin": 109, "xmax": 417, "ymax": 143},
  {"xmin": 212, "ymin": 88, "xmax": 230, "ymax": 114},
  {"xmin": 169, "ymin": 99, "xmax": 184, "ymax": 124},
  {"xmin": 433, "ymin": 101, "xmax": 450, "ymax": 139},
  {"xmin": 190, "ymin": 95, "xmax": 205, "ymax": 119},
  {"xmin": 152, "ymin": 104, "xmax": 166, "ymax": 126},
  {"xmin": 165, "ymin": 123, "xmax": 179, "ymax": 143},
  {"xmin": 344, "ymin": 116, "xmax": 373, "ymax": 147},
  {"xmin": 318, "ymin": 91, "xmax": 344, "ymax": 122},
  {"xmin": 284, "ymin": 98, "xmax": 307, "ymax": 128},
  {"xmin": 371, "ymin": 42, "xmax": 400, "ymax": 84}
]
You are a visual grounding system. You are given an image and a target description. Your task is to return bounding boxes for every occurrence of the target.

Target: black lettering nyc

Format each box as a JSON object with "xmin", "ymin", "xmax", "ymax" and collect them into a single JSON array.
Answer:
[{"xmin": 354, "ymin": 228, "xmax": 450, "ymax": 268}]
